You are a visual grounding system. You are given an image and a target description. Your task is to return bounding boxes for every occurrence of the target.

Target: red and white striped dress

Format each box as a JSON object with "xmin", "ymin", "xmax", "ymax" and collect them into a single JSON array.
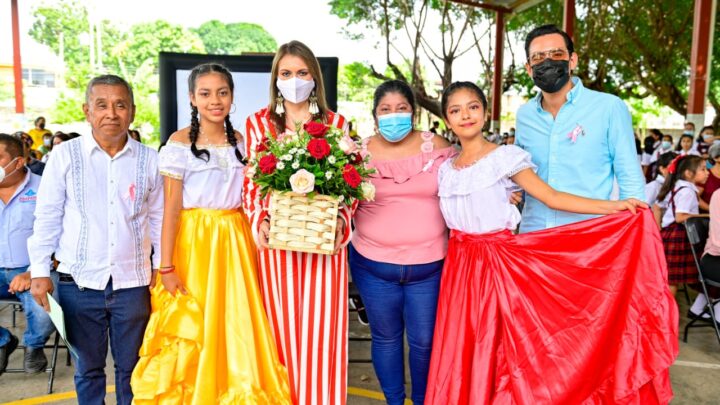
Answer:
[{"xmin": 242, "ymin": 108, "xmax": 355, "ymax": 405}]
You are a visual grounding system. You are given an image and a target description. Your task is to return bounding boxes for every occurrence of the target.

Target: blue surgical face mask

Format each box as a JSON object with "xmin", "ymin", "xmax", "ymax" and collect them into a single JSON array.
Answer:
[
  {"xmin": 377, "ymin": 113, "xmax": 413, "ymax": 142},
  {"xmin": 707, "ymin": 161, "xmax": 715, "ymax": 169},
  {"xmin": 683, "ymin": 130, "xmax": 694, "ymax": 136},
  {"xmin": 661, "ymin": 141, "xmax": 672, "ymax": 150}
]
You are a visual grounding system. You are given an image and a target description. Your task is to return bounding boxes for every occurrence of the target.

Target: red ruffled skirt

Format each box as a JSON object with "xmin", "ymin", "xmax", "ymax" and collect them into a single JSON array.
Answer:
[{"xmin": 425, "ymin": 210, "xmax": 678, "ymax": 405}]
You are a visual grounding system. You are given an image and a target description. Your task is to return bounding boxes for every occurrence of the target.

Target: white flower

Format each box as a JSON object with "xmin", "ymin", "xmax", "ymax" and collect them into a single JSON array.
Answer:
[
  {"xmin": 297, "ymin": 149, "xmax": 306, "ymax": 155},
  {"xmin": 289, "ymin": 147, "xmax": 298, "ymax": 154},
  {"xmin": 291, "ymin": 161, "xmax": 300, "ymax": 170},
  {"xmin": 289, "ymin": 169, "xmax": 316, "ymax": 195},
  {"xmin": 338, "ymin": 135, "xmax": 358, "ymax": 155},
  {"xmin": 360, "ymin": 181, "xmax": 376, "ymax": 201},
  {"xmin": 328, "ymin": 155, "xmax": 337, "ymax": 164},
  {"xmin": 277, "ymin": 162, "xmax": 286, "ymax": 170},
  {"xmin": 325, "ymin": 171, "xmax": 333, "ymax": 180},
  {"xmin": 281, "ymin": 154, "xmax": 293, "ymax": 161}
]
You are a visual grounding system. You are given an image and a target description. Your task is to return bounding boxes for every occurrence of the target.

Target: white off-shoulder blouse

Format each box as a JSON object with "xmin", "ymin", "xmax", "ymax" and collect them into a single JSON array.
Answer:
[
  {"xmin": 158, "ymin": 140, "xmax": 245, "ymax": 210},
  {"xmin": 438, "ymin": 145, "xmax": 536, "ymax": 234}
]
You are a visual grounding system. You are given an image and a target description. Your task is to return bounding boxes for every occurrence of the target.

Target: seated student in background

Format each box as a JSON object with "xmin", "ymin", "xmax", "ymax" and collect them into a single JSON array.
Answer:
[
  {"xmin": 646, "ymin": 151, "xmax": 677, "ymax": 206},
  {"xmin": 677, "ymin": 133, "xmax": 700, "ymax": 157},
  {"xmin": 699, "ymin": 144, "xmax": 720, "ymax": 212},
  {"xmin": 653, "ymin": 155, "xmax": 708, "ymax": 308},
  {"xmin": 695, "ymin": 126, "xmax": 716, "ymax": 158},
  {"xmin": 0, "ymin": 134, "xmax": 58, "ymax": 376},
  {"xmin": 641, "ymin": 129, "xmax": 662, "ymax": 178}
]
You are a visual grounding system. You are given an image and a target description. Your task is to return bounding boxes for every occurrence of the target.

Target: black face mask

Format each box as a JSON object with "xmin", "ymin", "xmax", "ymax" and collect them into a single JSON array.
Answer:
[
  {"xmin": 531, "ymin": 59, "xmax": 571, "ymax": 93},
  {"xmin": 38, "ymin": 122, "xmax": 45, "ymax": 130}
]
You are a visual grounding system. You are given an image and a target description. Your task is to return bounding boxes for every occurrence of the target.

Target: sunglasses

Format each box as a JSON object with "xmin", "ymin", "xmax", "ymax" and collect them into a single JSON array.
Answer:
[{"xmin": 528, "ymin": 48, "xmax": 569, "ymax": 65}]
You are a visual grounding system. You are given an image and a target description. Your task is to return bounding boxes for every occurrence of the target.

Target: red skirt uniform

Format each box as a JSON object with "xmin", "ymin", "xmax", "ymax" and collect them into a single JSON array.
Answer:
[
  {"xmin": 660, "ymin": 222, "xmax": 698, "ymax": 284},
  {"xmin": 425, "ymin": 210, "xmax": 678, "ymax": 405}
]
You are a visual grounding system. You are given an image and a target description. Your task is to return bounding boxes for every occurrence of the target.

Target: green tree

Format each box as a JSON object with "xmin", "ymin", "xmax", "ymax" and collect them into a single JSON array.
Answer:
[
  {"xmin": 330, "ymin": 0, "xmax": 496, "ymax": 117},
  {"xmin": 506, "ymin": 0, "xmax": 717, "ymax": 124},
  {"xmin": 29, "ymin": 1, "xmax": 125, "ymax": 88},
  {"xmin": 193, "ymin": 20, "xmax": 277, "ymax": 54},
  {"xmin": 338, "ymin": 62, "xmax": 383, "ymax": 103},
  {"xmin": 113, "ymin": 20, "xmax": 205, "ymax": 75}
]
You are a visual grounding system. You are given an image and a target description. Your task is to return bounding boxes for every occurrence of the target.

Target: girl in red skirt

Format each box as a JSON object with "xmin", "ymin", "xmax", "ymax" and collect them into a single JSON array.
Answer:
[
  {"xmin": 653, "ymin": 155, "xmax": 709, "ymax": 310},
  {"xmin": 425, "ymin": 82, "xmax": 678, "ymax": 404}
]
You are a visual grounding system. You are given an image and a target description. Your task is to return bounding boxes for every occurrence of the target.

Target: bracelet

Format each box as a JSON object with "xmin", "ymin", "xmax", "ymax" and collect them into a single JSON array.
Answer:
[{"xmin": 159, "ymin": 266, "xmax": 175, "ymax": 274}]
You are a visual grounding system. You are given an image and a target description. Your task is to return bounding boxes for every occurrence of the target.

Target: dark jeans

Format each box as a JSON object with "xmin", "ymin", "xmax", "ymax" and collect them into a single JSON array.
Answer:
[
  {"xmin": 58, "ymin": 275, "xmax": 150, "ymax": 405},
  {"xmin": 0, "ymin": 267, "xmax": 58, "ymax": 348},
  {"xmin": 349, "ymin": 244, "xmax": 443, "ymax": 405},
  {"xmin": 701, "ymin": 253, "xmax": 720, "ymax": 284}
]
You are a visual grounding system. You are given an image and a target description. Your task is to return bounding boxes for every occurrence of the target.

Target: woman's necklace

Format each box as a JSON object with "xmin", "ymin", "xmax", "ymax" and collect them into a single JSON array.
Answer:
[
  {"xmin": 199, "ymin": 128, "xmax": 231, "ymax": 181},
  {"xmin": 453, "ymin": 143, "xmax": 493, "ymax": 170},
  {"xmin": 198, "ymin": 127, "xmax": 229, "ymax": 146},
  {"xmin": 285, "ymin": 110, "xmax": 312, "ymax": 130}
]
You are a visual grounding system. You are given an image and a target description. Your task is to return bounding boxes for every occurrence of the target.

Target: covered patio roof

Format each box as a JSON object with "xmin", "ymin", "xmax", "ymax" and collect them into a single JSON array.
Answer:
[
  {"xmin": 448, "ymin": 0, "xmax": 547, "ymax": 13},
  {"xmin": 448, "ymin": 0, "xmax": 715, "ymax": 133}
]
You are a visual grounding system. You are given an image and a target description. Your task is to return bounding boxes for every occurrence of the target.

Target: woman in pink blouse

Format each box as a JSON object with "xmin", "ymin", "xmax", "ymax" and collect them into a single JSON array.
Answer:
[
  {"xmin": 349, "ymin": 80, "xmax": 456, "ymax": 405},
  {"xmin": 697, "ymin": 189, "xmax": 720, "ymax": 322}
]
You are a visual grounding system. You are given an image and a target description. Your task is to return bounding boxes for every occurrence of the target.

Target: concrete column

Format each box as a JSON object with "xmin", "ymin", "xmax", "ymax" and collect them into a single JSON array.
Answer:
[
  {"xmin": 491, "ymin": 11, "xmax": 505, "ymax": 131},
  {"xmin": 687, "ymin": 0, "xmax": 717, "ymax": 129}
]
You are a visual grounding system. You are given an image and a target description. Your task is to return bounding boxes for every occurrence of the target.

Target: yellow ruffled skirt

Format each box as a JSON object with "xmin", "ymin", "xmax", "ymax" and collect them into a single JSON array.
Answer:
[{"xmin": 131, "ymin": 209, "xmax": 291, "ymax": 404}]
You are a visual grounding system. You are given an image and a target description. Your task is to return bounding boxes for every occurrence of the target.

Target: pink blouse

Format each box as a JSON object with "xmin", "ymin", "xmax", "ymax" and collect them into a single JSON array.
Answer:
[
  {"xmin": 352, "ymin": 133, "xmax": 457, "ymax": 264},
  {"xmin": 704, "ymin": 190, "xmax": 720, "ymax": 257}
]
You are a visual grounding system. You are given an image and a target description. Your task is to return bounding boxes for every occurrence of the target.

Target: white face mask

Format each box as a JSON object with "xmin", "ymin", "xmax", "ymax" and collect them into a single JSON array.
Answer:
[
  {"xmin": 0, "ymin": 157, "xmax": 19, "ymax": 183},
  {"xmin": 276, "ymin": 77, "xmax": 315, "ymax": 104}
]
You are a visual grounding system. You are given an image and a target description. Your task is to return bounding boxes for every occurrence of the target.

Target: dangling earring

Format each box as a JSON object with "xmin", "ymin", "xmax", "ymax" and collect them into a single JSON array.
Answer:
[
  {"xmin": 275, "ymin": 93, "xmax": 285, "ymax": 115},
  {"xmin": 309, "ymin": 90, "xmax": 319, "ymax": 115}
]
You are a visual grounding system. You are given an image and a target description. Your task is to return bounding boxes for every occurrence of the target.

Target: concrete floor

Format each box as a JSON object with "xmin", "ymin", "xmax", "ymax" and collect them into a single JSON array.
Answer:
[{"xmin": 1, "ymin": 293, "xmax": 719, "ymax": 405}]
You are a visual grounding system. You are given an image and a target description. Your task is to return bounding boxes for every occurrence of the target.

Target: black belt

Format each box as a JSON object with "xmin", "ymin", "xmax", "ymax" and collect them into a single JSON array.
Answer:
[{"xmin": 58, "ymin": 273, "xmax": 74, "ymax": 283}]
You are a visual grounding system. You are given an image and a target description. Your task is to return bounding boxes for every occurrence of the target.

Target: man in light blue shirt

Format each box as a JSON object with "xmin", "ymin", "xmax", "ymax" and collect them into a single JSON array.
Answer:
[
  {"xmin": 0, "ymin": 134, "xmax": 57, "ymax": 375},
  {"xmin": 515, "ymin": 25, "xmax": 645, "ymax": 233}
]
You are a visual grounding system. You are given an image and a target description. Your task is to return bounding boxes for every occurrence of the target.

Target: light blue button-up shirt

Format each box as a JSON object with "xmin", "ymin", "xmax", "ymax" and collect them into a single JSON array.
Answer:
[
  {"xmin": 0, "ymin": 171, "xmax": 40, "ymax": 268},
  {"xmin": 515, "ymin": 77, "xmax": 645, "ymax": 233}
]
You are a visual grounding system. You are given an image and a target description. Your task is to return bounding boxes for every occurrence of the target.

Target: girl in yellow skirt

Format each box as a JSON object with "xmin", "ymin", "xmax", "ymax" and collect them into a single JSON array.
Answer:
[{"xmin": 130, "ymin": 63, "xmax": 291, "ymax": 404}]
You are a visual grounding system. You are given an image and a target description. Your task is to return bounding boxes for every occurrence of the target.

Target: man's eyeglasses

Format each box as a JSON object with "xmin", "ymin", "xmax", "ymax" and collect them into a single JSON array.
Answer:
[{"xmin": 528, "ymin": 48, "xmax": 569, "ymax": 65}]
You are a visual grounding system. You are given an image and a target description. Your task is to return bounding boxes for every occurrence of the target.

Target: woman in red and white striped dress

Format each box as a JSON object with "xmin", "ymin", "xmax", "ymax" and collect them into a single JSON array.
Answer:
[{"xmin": 242, "ymin": 40, "xmax": 356, "ymax": 405}]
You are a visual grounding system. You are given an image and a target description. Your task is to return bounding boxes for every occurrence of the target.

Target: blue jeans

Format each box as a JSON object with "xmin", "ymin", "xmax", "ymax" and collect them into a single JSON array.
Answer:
[
  {"xmin": 349, "ymin": 244, "xmax": 443, "ymax": 405},
  {"xmin": 58, "ymin": 276, "xmax": 150, "ymax": 405},
  {"xmin": 0, "ymin": 267, "xmax": 58, "ymax": 349}
]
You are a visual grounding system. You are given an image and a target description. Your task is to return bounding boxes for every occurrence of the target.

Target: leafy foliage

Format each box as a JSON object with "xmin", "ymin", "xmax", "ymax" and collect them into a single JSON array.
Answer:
[
  {"xmin": 193, "ymin": 20, "xmax": 277, "ymax": 55},
  {"xmin": 28, "ymin": 2, "xmax": 278, "ymax": 142},
  {"xmin": 113, "ymin": 20, "xmax": 205, "ymax": 74}
]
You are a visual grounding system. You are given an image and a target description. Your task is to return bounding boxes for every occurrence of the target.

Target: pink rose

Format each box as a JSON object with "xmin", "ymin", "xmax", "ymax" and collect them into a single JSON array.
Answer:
[{"xmin": 338, "ymin": 135, "xmax": 358, "ymax": 155}]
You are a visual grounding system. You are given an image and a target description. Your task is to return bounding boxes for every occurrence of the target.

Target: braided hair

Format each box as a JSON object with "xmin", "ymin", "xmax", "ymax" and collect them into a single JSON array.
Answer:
[
  {"xmin": 187, "ymin": 63, "xmax": 243, "ymax": 162},
  {"xmin": 657, "ymin": 155, "xmax": 703, "ymax": 202}
]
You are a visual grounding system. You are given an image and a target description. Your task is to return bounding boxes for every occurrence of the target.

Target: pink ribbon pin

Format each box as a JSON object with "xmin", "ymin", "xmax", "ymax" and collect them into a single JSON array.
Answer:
[
  {"xmin": 128, "ymin": 183, "xmax": 136, "ymax": 201},
  {"xmin": 567, "ymin": 124, "xmax": 584, "ymax": 143}
]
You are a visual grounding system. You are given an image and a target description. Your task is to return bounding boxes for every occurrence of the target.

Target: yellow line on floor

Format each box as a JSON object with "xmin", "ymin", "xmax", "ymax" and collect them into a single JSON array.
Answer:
[
  {"xmin": 1, "ymin": 386, "xmax": 114, "ymax": 405},
  {"xmin": 347, "ymin": 387, "xmax": 412, "ymax": 404},
  {"xmin": 2, "ymin": 386, "xmax": 412, "ymax": 404}
]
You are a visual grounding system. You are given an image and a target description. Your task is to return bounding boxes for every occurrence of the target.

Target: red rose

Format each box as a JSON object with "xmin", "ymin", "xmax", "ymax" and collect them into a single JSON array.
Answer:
[
  {"xmin": 304, "ymin": 121, "xmax": 329, "ymax": 138},
  {"xmin": 256, "ymin": 142, "xmax": 268, "ymax": 153},
  {"xmin": 343, "ymin": 164, "xmax": 362, "ymax": 188},
  {"xmin": 350, "ymin": 153, "xmax": 363, "ymax": 165},
  {"xmin": 258, "ymin": 154, "xmax": 278, "ymax": 174},
  {"xmin": 307, "ymin": 138, "xmax": 331, "ymax": 159}
]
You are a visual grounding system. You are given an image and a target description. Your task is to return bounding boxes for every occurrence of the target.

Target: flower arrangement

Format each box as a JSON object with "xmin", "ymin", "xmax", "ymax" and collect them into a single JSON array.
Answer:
[{"xmin": 250, "ymin": 121, "xmax": 375, "ymax": 203}]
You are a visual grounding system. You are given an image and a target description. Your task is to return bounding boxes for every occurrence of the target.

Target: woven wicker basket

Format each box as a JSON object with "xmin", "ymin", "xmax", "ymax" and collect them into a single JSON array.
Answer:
[{"xmin": 268, "ymin": 191, "xmax": 340, "ymax": 255}]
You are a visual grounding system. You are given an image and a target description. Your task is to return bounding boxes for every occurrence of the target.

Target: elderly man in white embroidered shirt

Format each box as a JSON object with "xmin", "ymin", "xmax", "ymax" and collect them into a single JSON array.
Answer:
[{"xmin": 27, "ymin": 75, "xmax": 163, "ymax": 405}]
